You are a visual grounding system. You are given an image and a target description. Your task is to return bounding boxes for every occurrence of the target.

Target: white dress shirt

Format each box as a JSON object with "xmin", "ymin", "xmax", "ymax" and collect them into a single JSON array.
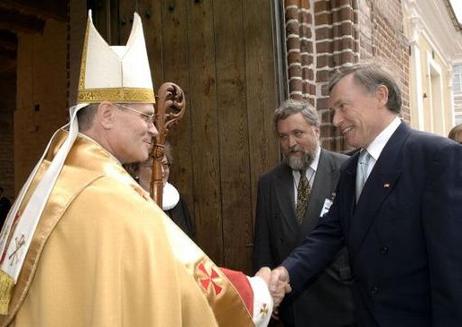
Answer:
[{"xmin": 363, "ymin": 116, "xmax": 402, "ymax": 179}]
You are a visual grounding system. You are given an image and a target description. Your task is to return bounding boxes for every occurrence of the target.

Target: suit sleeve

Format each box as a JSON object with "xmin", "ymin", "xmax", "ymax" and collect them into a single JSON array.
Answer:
[
  {"xmin": 252, "ymin": 177, "xmax": 275, "ymax": 273},
  {"xmin": 282, "ymin": 182, "xmax": 345, "ymax": 293},
  {"xmin": 422, "ymin": 142, "xmax": 462, "ymax": 324}
]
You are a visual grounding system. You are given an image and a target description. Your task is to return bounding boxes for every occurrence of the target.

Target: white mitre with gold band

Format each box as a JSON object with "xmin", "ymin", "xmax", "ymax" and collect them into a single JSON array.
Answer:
[
  {"xmin": 0, "ymin": 10, "xmax": 155, "ymax": 314},
  {"xmin": 78, "ymin": 10, "xmax": 155, "ymax": 104}
]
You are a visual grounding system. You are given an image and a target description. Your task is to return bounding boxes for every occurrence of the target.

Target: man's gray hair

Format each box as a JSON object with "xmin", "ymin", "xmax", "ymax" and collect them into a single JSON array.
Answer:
[
  {"xmin": 327, "ymin": 63, "xmax": 402, "ymax": 114},
  {"xmin": 273, "ymin": 99, "xmax": 320, "ymax": 132}
]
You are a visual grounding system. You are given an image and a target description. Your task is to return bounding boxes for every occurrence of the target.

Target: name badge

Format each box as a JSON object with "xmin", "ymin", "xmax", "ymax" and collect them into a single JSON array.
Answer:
[{"xmin": 320, "ymin": 198, "xmax": 333, "ymax": 217}]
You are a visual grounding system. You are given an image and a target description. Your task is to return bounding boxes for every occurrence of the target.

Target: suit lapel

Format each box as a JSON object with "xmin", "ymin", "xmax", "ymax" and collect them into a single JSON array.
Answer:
[
  {"xmin": 348, "ymin": 123, "xmax": 410, "ymax": 254},
  {"xmin": 342, "ymin": 153, "xmax": 359, "ymax": 235},
  {"xmin": 300, "ymin": 150, "xmax": 336, "ymax": 236},
  {"xmin": 275, "ymin": 165, "xmax": 298, "ymax": 228}
]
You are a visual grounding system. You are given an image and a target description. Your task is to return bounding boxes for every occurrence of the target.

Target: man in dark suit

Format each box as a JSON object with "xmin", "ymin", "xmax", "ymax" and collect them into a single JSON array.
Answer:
[
  {"xmin": 253, "ymin": 99, "xmax": 355, "ymax": 326},
  {"xmin": 269, "ymin": 64, "xmax": 462, "ymax": 326}
]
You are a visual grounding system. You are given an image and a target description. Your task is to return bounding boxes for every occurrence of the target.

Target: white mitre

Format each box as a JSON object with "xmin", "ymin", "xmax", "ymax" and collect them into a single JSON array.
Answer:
[
  {"xmin": 0, "ymin": 11, "xmax": 155, "ymax": 314},
  {"xmin": 78, "ymin": 11, "xmax": 155, "ymax": 104}
]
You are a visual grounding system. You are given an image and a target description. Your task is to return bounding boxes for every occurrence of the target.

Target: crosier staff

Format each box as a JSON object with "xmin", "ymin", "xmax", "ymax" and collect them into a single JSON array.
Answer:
[{"xmin": 150, "ymin": 82, "xmax": 186, "ymax": 205}]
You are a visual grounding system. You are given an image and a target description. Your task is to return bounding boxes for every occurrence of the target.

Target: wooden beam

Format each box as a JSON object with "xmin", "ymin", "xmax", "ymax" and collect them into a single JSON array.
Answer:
[
  {"xmin": 0, "ymin": 29, "xmax": 16, "ymax": 73},
  {"xmin": 0, "ymin": 48, "xmax": 16, "ymax": 60},
  {"xmin": 0, "ymin": 29, "xmax": 17, "ymax": 50},
  {"xmin": 0, "ymin": 5, "xmax": 46, "ymax": 34},
  {"xmin": 0, "ymin": 51, "xmax": 16, "ymax": 73},
  {"xmin": 0, "ymin": 0, "xmax": 66, "ymax": 22}
]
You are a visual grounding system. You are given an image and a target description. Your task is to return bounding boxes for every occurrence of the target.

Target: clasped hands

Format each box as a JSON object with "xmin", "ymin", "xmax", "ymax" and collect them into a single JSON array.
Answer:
[{"xmin": 256, "ymin": 266, "xmax": 292, "ymax": 308}]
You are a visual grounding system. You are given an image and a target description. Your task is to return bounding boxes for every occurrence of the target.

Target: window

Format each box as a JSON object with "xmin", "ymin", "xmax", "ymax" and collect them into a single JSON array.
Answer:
[{"xmin": 453, "ymin": 64, "xmax": 462, "ymax": 92}]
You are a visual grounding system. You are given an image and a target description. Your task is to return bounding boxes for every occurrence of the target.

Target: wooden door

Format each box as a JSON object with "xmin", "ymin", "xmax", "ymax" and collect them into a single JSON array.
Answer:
[{"xmin": 89, "ymin": 0, "xmax": 280, "ymax": 273}]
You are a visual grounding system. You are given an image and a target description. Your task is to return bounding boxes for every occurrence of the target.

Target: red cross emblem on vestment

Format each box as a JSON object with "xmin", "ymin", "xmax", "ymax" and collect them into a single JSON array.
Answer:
[{"xmin": 198, "ymin": 262, "xmax": 223, "ymax": 296}]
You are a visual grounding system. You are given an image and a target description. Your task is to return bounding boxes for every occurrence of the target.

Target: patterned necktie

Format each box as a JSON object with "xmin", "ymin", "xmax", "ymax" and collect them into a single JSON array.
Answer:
[
  {"xmin": 296, "ymin": 169, "xmax": 310, "ymax": 224},
  {"xmin": 356, "ymin": 150, "xmax": 371, "ymax": 202}
]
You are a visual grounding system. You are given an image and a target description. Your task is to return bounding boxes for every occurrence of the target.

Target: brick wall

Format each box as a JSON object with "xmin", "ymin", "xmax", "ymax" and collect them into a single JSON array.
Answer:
[
  {"xmin": 285, "ymin": 0, "xmax": 314, "ymax": 102},
  {"xmin": 359, "ymin": 0, "xmax": 410, "ymax": 122},
  {"xmin": 283, "ymin": 0, "xmax": 410, "ymax": 151},
  {"xmin": 315, "ymin": 0, "xmax": 359, "ymax": 151}
]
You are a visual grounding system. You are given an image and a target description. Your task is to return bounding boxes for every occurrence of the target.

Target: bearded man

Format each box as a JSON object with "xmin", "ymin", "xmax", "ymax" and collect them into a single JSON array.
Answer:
[{"xmin": 253, "ymin": 99, "xmax": 355, "ymax": 327}]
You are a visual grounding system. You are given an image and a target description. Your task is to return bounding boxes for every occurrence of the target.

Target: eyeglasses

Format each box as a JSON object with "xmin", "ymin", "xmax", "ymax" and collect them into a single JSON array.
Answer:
[{"xmin": 115, "ymin": 104, "xmax": 155, "ymax": 125}]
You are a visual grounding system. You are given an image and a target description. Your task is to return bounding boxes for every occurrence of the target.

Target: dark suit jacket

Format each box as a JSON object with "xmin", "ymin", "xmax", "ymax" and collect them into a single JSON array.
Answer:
[
  {"xmin": 253, "ymin": 149, "xmax": 355, "ymax": 327},
  {"xmin": 165, "ymin": 197, "xmax": 195, "ymax": 240},
  {"xmin": 283, "ymin": 123, "xmax": 462, "ymax": 327}
]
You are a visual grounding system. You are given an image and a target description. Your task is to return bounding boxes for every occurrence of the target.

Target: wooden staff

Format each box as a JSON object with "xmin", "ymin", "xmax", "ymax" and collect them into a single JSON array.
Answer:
[{"xmin": 150, "ymin": 82, "xmax": 186, "ymax": 205}]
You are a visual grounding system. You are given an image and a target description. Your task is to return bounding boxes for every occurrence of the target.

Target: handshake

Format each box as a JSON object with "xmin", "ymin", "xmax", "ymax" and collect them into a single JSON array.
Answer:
[{"xmin": 256, "ymin": 266, "xmax": 292, "ymax": 308}]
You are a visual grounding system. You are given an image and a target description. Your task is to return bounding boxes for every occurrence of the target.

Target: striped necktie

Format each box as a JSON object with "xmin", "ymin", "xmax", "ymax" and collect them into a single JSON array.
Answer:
[{"xmin": 356, "ymin": 150, "xmax": 371, "ymax": 202}]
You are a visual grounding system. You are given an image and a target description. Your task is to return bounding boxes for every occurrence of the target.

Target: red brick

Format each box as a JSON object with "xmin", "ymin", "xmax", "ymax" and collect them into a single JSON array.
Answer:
[
  {"xmin": 314, "ymin": 1, "xmax": 330, "ymax": 13},
  {"xmin": 285, "ymin": 0, "xmax": 300, "ymax": 9},
  {"xmin": 300, "ymin": 0, "xmax": 310, "ymax": 9},
  {"xmin": 289, "ymin": 78, "xmax": 303, "ymax": 93},
  {"xmin": 315, "ymin": 26, "xmax": 331, "ymax": 40},
  {"xmin": 315, "ymin": 12, "xmax": 332, "ymax": 25},
  {"xmin": 287, "ymin": 37, "xmax": 300, "ymax": 50},
  {"xmin": 333, "ymin": 21, "xmax": 354, "ymax": 37},
  {"xmin": 317, "ymin": 97, "xmax": 330, "ymax": 111},
  {"xmin": 288, "ymin": 64, "xmax": 302, "ymax": 77},
  {"xmin": 316, "ymin": 70, "xmax": 330, "ymax": 83},
  {"xmin": 301, "ymin": 53, "xmax": 313, "ymax": 65},
  {"xmin": 302, "ymin": 68, "xmax": 314, "ymax": 80},
  {"xmin": 286, "ymin": 21, "xmax": 300, "ymax": 34},
  {"xmin": 288, "ymin": 51, "xmax": 301, "ymax": 64},
  {"xmin": 332, "ymin": 7, "xmax": 353, "ymax": 22},
  {"xmin": 317, "ymin": 54, "xmax": 334, "ymax": 68},
  {"xmin": 316, "ymin": 41, "xmax": 331, "ymax": 53},
  {"xmin": 300, "ymin": 41, "xmax": 313, "ymax": 53}
]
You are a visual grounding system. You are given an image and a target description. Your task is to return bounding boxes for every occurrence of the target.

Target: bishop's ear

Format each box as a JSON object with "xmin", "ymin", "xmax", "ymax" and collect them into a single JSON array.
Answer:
[{"xmin": 96, "ymin": 101, "xmax": 116, "ymax": 129}]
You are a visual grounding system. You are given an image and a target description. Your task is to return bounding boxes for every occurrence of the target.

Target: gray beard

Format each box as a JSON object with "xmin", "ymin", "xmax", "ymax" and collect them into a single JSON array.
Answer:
[{"xmin": 283, "ymin": 151, "xmax": 314, "ymax": 171}]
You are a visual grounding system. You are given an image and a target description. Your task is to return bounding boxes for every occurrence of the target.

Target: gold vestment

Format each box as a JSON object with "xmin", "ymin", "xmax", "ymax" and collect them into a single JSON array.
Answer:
[{"xmin": 0, "ymin": 130, "xmax": 253, "ymax": 327}]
